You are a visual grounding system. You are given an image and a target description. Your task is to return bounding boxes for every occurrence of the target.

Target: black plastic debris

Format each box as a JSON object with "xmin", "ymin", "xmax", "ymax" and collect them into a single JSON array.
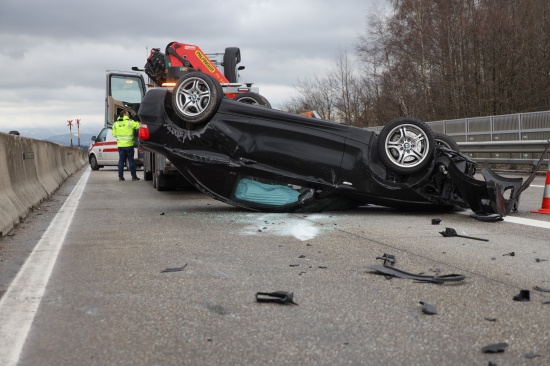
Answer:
[
  {"xmin": 513, "ymin": 290, "xmax": 530, "ymax": 302},
  {"xmin": 431, "ymin": 218, "xmax": 442, "ymax": 225},
  {"xmin": 525, "ymin": 352, "xmax": 541, "ymax": 359},
  {"xmin": 298, "ymin": 255, "xmax": 306, "ymax": 259},
  {"xmin": 542, "ymin": 300, "xmax": 550, "ymax": 305},
  {"xmin": 367, "ymin": 264, "xmax": 465, "ymax": 283},
  {"xmin": 419, "ymin": 301, "xmax": 437, "ymax": 315},
  {"xmin": 470, "ymin": 213, "xmax": 503, "ymax": 222},
  {"xmin": 439, "ymin": 227, "xmax": 489, "ymax": 242},
  {"xmin": 161, "ymin": 263, "xmax": 188, "ymax": 273},
  {"xmin": 533, "ymin": 286, "xmax": 550, "ymax": 293},
  {"xmin": 481, "ymin": 342, "xmax": 508, "ymax": 353},
  {"xmin": 376, "ymin": 253, "xmax": 396, "ymax": 266},
  {"xmin": 484, "ymin": 317, "xmax": 497, "ymax": 322},
  {"xmin": 160, "ymin": 212, "xmax": 165, "ymax": 215},
  {"xmin": 502, "ymin": 252, "xmax": 515, "ymax": 257},
  {"xmin": 535, "ymin": 258, "xmax": 548, "ymax": 263},
  {"xmin": 289, "ymin": 264, "xmax": 299, "ymax": 267},
  {"xmin": 256, "ymin": 291, "xmax": 298, "ymax": 305}
]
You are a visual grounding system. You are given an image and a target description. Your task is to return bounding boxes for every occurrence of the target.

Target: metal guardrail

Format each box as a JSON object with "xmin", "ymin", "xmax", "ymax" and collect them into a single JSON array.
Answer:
[
  {"xmin": 368, "ymin": 110, "xmax": 550, "ymax": 171},
  {"xmin": 457, "ymin": 140, "xmax": 549, "ymax": 172}
]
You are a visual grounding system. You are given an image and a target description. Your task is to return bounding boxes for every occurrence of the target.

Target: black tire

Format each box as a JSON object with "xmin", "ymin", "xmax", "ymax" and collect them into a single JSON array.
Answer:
[
  {"xmin": 234, "ymin": 92, "xmax": 272, "ymax": 108},
  {"xmin": 223, "ymin": 47, "xmax": 241, "ymax": 83},
  {"xmin": 171, "ymin": 72, "xmax": 223, "ymax": 124},
  {"xmin": 156, "ymin": 172, "xmax": 166, "ymax": 191},
  {"xmin": 434, "ymin": 133, "xmax": 460, "ymax": 151},
  {"xmin": 144, "ymin": 168, "xmax": 153, "ymax": 181},
  {"xmin": 89, "ymin": 155, "xmax": 99, "ymax": 170},
  {"xmin": 377, "ymin": 118, "xmax": 435, "ymax": 175}
]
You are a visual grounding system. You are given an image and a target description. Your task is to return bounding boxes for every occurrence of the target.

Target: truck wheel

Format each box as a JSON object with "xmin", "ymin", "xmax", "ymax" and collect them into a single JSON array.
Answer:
[
  {"xmin": 144, "ymin": 168, "xmax": 153, "ymax": 181},
  {"xmin": 156, "ymin": 172, "xmax": 167, "ymax": 191},
  {"xmin": 223, "ymin": 47, "xmax": 241, "ymax": 83},
  {"xmin": 234, "ymin": 92, "xmax": 271, "ymax": 108},
  {"xmin": 172, "ymin": 72, "xmax": 223, "ymax": 124},
  {"xmin": 89, "ymin": 155, "xmax": 100, "ymax": 170},
  {"xmin": 377, "ymin": 118, "xmax": 435, "ymax": 175}
]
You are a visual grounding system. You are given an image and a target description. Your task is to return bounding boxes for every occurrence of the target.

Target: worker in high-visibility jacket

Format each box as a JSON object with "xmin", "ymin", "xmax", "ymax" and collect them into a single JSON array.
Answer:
[{"xmin": 112, "ymin": 110, "xmax": 141, "ymax": 181}]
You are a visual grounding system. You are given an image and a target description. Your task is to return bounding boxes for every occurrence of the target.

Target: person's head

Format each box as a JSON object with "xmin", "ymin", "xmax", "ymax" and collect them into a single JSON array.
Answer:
[{"xmin": 119, "ymin": 110, "xmax": 130, "ymax": 118}]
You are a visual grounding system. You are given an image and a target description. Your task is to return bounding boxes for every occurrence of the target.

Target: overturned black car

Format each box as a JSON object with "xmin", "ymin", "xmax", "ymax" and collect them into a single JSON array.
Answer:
[{"xmin": 138, "ymin": 72, "xmax": 535, "ymax": 215}]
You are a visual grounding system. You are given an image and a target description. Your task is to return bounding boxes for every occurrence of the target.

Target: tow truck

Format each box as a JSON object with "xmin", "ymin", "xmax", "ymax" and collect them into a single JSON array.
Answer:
[{"xmin": 104, "ymin": 41, "xmax": 270, "ymax": 190}]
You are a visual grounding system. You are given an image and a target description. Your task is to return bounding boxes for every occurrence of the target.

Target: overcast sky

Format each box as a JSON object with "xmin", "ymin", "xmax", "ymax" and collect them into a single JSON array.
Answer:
[{"xmin": 0, "ymin": 0, "xmax": 387, "ymax": 136}]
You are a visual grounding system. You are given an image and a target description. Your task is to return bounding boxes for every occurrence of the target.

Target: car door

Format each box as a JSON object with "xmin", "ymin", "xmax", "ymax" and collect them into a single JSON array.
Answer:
[{"xmin": 94, "ymin": 128, "xmax": 119, "ymax": 165}]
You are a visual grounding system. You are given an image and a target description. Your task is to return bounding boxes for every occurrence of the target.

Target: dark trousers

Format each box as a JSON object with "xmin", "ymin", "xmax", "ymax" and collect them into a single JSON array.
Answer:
[{"xmin": 118, "ymin": 146, "xmax": 137, "ymax": 178}]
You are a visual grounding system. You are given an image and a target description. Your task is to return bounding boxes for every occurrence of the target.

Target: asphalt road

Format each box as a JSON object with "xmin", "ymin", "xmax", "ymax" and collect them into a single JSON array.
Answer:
[{"xmin": 1, "ymin": 166, "xmax": 549, "ymax": 366}]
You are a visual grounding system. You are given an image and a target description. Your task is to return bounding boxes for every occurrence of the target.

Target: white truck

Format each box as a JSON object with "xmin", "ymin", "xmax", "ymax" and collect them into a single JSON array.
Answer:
[{"xmin": 103, "ymin": 42, "xmax": 270, "ymax": 191}]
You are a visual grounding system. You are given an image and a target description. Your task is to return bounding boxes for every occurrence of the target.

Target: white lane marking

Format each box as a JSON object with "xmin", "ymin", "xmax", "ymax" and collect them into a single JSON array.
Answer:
[
  {"xmin": 502, "ymin": 215, "xmax": 550, "ymax": 229},
  {"xmin": 531, "ymin": 185, "xmax": 544, "ymax": 188},
  {"xmin": 0, "ymin": 169, "xmax": 90, "ymax": 366},
  {"xmin": 458, "ymin": 210, "xmax": 550, "ymax": 229}
]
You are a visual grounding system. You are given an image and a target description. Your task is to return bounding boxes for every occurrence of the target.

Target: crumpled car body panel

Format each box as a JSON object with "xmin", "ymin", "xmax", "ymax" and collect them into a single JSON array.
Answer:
[{"xmin": 138, "ymin": 88, "xmax": 531, "ymax": 215}]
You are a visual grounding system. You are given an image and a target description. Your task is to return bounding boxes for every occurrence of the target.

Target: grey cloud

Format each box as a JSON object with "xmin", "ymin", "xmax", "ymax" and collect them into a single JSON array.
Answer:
[{"xmin": 0, "ymin": 0, "xmax": 387, "ymax": 133}]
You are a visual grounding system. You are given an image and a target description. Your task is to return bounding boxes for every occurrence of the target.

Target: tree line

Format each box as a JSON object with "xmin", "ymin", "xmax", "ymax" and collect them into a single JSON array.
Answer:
[{"xmin": 284, "ymin": 0, "xmax": 550, "ymax": 127}]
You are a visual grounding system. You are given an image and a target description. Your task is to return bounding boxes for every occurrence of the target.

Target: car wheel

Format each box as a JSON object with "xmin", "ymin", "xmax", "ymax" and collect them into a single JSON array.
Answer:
[
  {"xmin": 89, "ymin": 155, "xmax": 99, "ymax": 170},
  {"xmin": 434, "ymin": 133, "xmax": 460, "ymax": 151},
  {"xmin": 377, "ymin": 118, "xmax": 435, "ymax": 175},
  {"xmin": 171, "ymin": 72, "xmax": 223, "ymax": 124},
  {"xmin": 234, "ymin": 92, "xmax": 272, "ymax": 108}
]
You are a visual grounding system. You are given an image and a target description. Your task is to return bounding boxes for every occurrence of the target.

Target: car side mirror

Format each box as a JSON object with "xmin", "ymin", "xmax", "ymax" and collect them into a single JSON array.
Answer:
[{"xmin": 91, "ymin": 136, "xmax": 96, "ymax": 141}]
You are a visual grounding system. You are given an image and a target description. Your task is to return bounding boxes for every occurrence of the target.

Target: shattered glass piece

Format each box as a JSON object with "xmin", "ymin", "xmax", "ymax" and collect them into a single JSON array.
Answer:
[
  {"xmin": 525, "ymin": 352, "xmax": 541, "ymax": 359},
  {"xmin": 481, "ymin": 342, "xmax": 508, "ymax": 353},
  {"xmin": 431, "ymin": 218, "xmax": 442, "ymax": 225},
  {"xmin": 256, "ymin": 291, "xmax": 298, "ymax": 305},
  {"xmin": 161, "ymin": 263, "xmax": 188, "ymax": 273},
  {"xmin": 419, "ymin": 301, "xmax": 437, "ymax": 315},
  {"xmin": 533, "ymin": 286, "xmax": 550, "ymax": 293},
  {"xmin": 439, "ymin": 227, "xmax": 488, "ymax": 242},
  {"xmin": 503, "ymin": 252, "xmax": 515, "ymax": 257},
  {"xmin": 513, "ymin": 289, "xmax": 530, "ymax": 302}
]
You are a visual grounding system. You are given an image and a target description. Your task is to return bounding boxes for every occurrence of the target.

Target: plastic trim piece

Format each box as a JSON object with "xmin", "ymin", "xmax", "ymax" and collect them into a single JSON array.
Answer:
[{"xmin": 367, "ymin": 265, "xmax": 465, "ymax": 283}]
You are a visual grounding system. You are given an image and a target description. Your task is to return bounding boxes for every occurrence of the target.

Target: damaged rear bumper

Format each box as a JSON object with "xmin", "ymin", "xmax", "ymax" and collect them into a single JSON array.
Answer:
[{"xmin": 447, "ymin": 142, "xmax": 549, "ymax": 216}]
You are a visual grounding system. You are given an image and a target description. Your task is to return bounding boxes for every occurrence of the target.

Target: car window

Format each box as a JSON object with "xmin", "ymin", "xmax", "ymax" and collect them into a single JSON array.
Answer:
[
  {"xmin": 106, "ymin": 129, "xmax": 115, "ymax": 142},
  {"xmin": 111, "ymin": 75, "xmax": 144, "ymax": 103},
  {"xmin": 97, "ymin": 128, "xmax": 108, "ymax": 142}
]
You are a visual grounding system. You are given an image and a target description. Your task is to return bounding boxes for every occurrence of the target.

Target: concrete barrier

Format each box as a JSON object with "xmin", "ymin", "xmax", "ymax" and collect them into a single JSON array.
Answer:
[{"xmin": 0, "ymin": 132, "xmax": 87, "ymax": 236}]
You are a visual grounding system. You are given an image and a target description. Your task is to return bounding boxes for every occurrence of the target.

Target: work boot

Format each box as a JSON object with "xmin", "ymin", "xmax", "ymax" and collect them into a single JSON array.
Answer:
[
  {"xmin": 119, "ymin": 177, "xmax": 125, "ymax": 181},
  {"xmin": 132, "ymin": 176, "xmax": 140, "ymax": 181}
]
